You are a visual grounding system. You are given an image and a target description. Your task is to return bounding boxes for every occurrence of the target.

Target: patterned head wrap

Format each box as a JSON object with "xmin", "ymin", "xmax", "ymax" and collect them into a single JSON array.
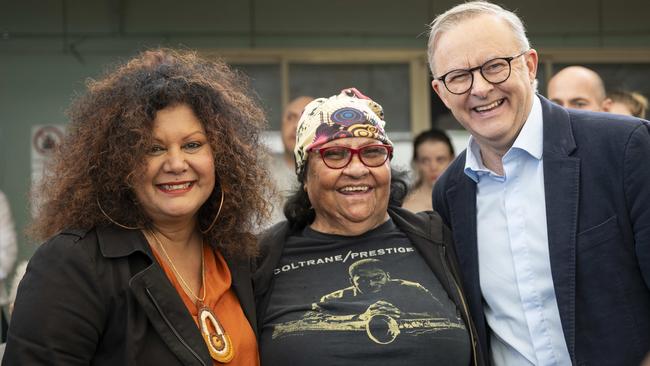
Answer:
[{"xmin": 294, "ymin": 88, "xmax": 392, "ymax": 176}]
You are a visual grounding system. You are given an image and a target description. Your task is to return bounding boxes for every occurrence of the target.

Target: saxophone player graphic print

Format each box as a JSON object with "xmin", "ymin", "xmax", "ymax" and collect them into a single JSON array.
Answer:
[
  {"xmin": 271, "ymin": 257, "xmax": 464, "ymax": 345},
  {"xmin": 255, "ymin": 89, "xmax": 479, "ymax": 365},
  {"xmin": 259, "ymin": 220, "xmax": 469, "ymax": 365}
]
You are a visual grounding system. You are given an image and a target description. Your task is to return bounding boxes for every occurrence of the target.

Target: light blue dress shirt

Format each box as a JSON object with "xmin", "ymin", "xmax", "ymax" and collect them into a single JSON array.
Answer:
[{"xmin": 463, "ymin": 96, "xmax": 571, "ymax": 366}]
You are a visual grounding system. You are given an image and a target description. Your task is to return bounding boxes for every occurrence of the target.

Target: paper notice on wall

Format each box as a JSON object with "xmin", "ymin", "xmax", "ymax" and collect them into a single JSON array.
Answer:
[{"xmin": 31, "ymin": 125, "xmax": 66, "ymax": 217}]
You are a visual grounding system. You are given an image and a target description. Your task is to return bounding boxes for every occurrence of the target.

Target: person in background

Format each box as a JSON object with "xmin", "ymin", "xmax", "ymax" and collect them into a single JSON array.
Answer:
[
  {"xmin": 0, "ymin": 190, "xmax": 17, "ymax": 343},
  {"xmin": 608, "ymin": 90, "xmax": 648, "ymax": 119},
  {"xmin": 280, "ymin": 96, "xmax": 315, "ymax": 171},
  {"xmin": 0, "ymin": 191, "xmax": 17, "ymax": 309},
  {"xmin": 402, "ymin": 128, "xmax": 455, "ymax": 212},
  {"xmin": 267, "ymin": 96, "xmax": 314, "ymax": 225},
  {"xmin": 6, "ymin": 261, "xmax": 26, "ymax": 317},
  {"xmin": 428, "ymin": 1, "xmax": 650, "ymax": 365},
  {"xmin": 547, "ymin": 65, "xmax": 612, "ymax": 112},
  {"xmin": 3, "ymin": 49, "xmax": 270, "ymax": 366},
  {"xmin": 254, "ymin": 88, "xmax": 483, "ymax": 366}
]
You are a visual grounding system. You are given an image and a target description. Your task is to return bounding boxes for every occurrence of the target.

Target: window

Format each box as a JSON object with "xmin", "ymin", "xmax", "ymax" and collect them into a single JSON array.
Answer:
[{"xmin": 219, "ymin": 50, "xmax": 431, "ymax": 168}]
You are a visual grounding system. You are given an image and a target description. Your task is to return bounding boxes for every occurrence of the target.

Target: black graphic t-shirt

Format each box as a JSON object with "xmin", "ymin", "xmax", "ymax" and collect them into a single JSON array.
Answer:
[{"xmin": 260, "ymin": 219, "xmax": 470, "ymax": 365}]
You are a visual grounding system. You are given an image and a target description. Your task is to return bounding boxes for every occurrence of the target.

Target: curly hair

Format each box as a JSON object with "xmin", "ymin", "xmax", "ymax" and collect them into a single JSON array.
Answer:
[{"xmin": 30, "ymin": 48, "xmax": 271, "ymax": 258}]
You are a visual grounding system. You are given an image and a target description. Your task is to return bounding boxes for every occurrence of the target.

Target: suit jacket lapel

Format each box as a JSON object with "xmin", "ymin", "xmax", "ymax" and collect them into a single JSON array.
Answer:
[
  {"xmin": 447, "ymin": 177, "xmax": 479, "ymax": 294},
  {"xmin": 446, "ymin": 170, "xmax": 488, "ymax": 345},
  {"xmin": 540, "ymin": 96, "xmax": 579, "ymax": 361}
]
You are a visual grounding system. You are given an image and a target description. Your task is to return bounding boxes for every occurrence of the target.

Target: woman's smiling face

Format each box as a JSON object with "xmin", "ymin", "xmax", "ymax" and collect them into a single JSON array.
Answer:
[
  {"xmin": 133, "ymin": 103, "xmax": 215, "ymax": 227},
  {"xmin": 305, "ymin": 137, "xmax": 391, "ymax": 235}
]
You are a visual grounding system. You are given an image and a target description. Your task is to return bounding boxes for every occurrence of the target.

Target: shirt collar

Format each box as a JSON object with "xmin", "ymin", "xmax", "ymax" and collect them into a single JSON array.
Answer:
[
  {"xmin": 463, "ymin": 136, "xmax": 486, "ymax": 182},
  {"xmin": 463, "ymin": 95, "xmax": 544, "ymax": 182},
  {"xmin": 511, "ymin": 95, "xmax": 543, "ymax": 160}
]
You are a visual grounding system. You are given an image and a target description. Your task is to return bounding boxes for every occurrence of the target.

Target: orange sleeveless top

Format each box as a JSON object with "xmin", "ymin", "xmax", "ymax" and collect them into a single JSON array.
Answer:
[{"xmin": 153, "ymin": 244, "xmax": 260, "ymax": 366}]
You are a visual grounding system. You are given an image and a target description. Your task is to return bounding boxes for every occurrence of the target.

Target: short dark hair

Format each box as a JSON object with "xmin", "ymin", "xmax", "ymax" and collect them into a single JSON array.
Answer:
[{"xmin": 412, "ymin": 128, "xmax": 455, "ymax": 162}]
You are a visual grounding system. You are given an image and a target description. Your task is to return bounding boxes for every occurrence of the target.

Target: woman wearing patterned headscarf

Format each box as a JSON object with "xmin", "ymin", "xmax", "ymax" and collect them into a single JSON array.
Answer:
[{"xmin": 253, "ymin": 88, "xmax": 484, "ymax": 365}]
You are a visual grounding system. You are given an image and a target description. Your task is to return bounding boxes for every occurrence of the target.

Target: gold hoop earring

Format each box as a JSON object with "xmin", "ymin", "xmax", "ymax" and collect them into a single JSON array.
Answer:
[
  {"xmin": 96, "ymin": 197, "xmax": 141, "ymax": 230},
  {"xmin": 200, "ymin": 190, "xmax": 224, "ymax": 234}
]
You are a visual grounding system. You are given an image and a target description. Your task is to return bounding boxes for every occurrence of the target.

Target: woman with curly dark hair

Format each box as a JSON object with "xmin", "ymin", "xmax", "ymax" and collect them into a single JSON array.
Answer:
[{"xmin": 3, "ymin": 49, "xmax": 270, "ymax": 366}]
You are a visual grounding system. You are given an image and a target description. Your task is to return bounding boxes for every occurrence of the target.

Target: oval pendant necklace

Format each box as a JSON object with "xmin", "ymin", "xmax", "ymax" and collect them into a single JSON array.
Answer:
[
  {"xmin": 149, "ymin": 230, "xmax": 235, "ymax": 363},
  {"xmin": 198, "ymin": 303, "xmax": 235, "ymax": 362}
]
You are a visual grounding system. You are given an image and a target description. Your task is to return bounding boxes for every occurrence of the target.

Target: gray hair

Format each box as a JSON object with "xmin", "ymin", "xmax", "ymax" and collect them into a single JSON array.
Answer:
[{"xmin": 427, "ymin": 1, "xmax": 530, "ymax": 77}]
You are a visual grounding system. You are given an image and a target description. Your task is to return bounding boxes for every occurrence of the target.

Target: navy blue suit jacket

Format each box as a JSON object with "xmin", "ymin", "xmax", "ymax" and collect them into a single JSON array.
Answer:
[{"xmin": 432, "ymin": 96, "xmax": 650, "ymax": 365}]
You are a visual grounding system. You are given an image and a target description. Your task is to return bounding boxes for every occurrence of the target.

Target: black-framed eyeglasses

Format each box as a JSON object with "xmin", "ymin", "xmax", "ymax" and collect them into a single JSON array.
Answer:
[
  {"xmin": 435, "ymin": 50, "xmax": 529, "ymax": 95},
  {"xmin": 310, "ymin": 144, "xmax": 393, "ymax": 169}
]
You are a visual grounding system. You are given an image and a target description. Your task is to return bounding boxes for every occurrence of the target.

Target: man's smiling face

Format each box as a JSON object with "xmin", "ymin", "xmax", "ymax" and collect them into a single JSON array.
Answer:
[{"xmin": 431, "ymin": 14, "xmax": 538, "ymax": 154}]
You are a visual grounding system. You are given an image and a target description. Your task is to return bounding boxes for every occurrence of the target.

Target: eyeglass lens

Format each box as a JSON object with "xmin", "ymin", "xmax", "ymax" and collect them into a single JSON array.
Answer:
[
  {"xmin": 444, "ymin": 58, "xmax": 512, "ymax": 94},
  {"xmin": 320, "ymin": 145, "xmax": 390, "ymax": 169},
  {"xmin": 440, "ymin": 50, "xmax": 529, "ymax": 95}
]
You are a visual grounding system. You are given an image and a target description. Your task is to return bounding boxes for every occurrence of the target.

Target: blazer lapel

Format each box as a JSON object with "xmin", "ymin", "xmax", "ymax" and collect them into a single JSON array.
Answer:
[
  {"xmin": 129, "ymin": 261, "xmax": 212, "ymax": 366},
  {"xmin": 445, "ymin": 172, "xmax": 487, "ymax": 342},
  {"xmin": 540, "ymin": 96, "xmax": 579, "ymax": 361},
  {"xmin": 97, "ymin": 226, "xmax": 211, "ymax": 366},
  {"xmin": 447, "ymin": 175, "xmax": 479, "ymax": 294}
]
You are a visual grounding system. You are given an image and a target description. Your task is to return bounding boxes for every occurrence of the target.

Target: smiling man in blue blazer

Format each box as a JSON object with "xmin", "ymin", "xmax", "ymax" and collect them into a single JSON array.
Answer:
[{"xmin": 427, "ymin": 2, "xmax": 650, "ymax": 365}]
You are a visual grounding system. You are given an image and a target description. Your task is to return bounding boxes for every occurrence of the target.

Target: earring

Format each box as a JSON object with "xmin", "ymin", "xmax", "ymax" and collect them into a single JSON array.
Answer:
[
  {"xmin": 96, "ymin": 197, "xmax": 141, "ymax": 230},
  {"xmin": 200, "ymin": 190, "xmax": 225, "ymax": 234}
]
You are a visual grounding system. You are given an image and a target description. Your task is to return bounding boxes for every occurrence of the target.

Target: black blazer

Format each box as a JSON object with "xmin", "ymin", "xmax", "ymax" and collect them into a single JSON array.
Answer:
[
  {"xmin": 2, "ymin": 225, "xmax": 256, "ymax": 366},
  {"xmin": 432, "ymin": 95, "xmax": 650, "ymax": 365}
]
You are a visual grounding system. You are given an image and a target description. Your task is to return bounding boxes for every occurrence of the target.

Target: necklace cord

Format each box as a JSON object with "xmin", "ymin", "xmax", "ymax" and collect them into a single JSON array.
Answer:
[
  {"xmin": 151, "ymin": 229, "xmax": 236, "ymax": 363},
  {"xmin": 149, "ymin": 230, "xmax": 206, "ymax": 304}
]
